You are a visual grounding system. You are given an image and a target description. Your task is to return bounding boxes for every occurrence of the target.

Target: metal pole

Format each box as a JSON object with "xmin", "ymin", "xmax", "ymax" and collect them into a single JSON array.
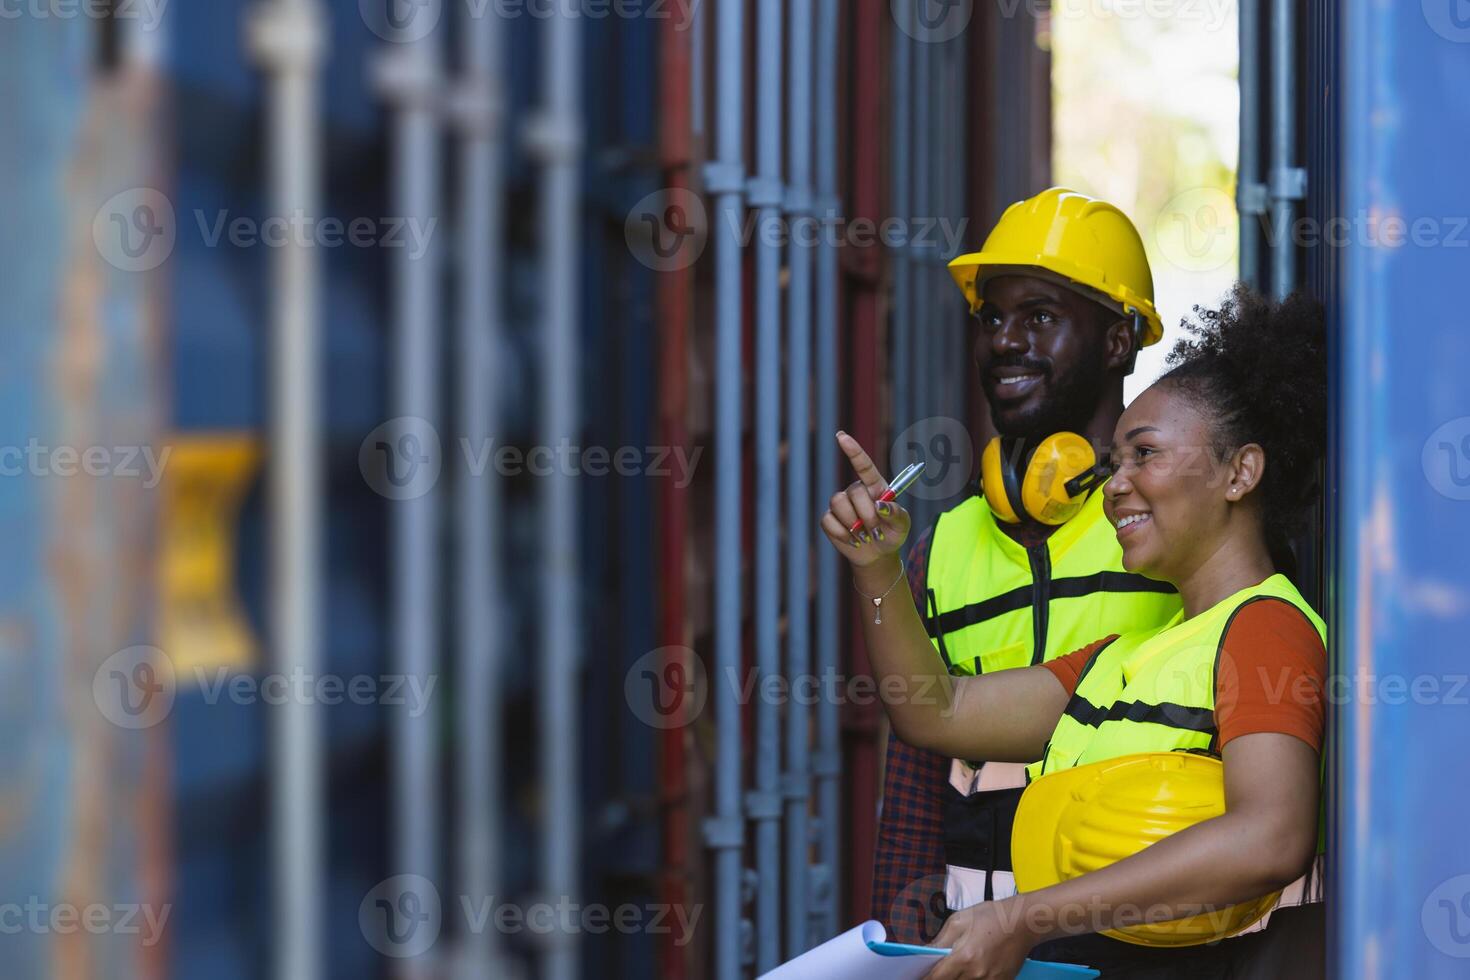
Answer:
[
  {"xmin": 1238, "ymin": 0, "xmax": 1264, "ymax": 290},
  {"xmin": 891, "ymin": 5, "xmax": 913, "ymax": 450},
  {"xmin": 453, "ymin": 2, "xmax": 508, "ymax": 975},
  {"xmin": 704, "ymin": 0, "xmax": 747, "ymax": 975},
  {"xmin": 528, "ymin": 6, "xmax": 583, "ymax": 978},
  {"xmin": 656, "ymin": 10, "xmax": 697, "ymax": 978},
  {"xmin": 246, "ymin": 3, "xmax": 327, "ymax": 978},
  {"xmin": 375, "ymin": 21, "xmax": 445, "ymax": 980},
  {"xmin": 785, "ymin": 0, "xmax": 815, "ymax": 958},
  {"xmin": 812, "ymin": 0, "xmax": 842, "ymax": 943},
  {"xmin": 1269, "ymin": 0, "xmax": 1304, "ymax": 299},
  {"xmin": 938, "ymin": 33, "xmax": 958, "ymax": 433},
  {"xmin": 751, "ymin": 0, "xmax": 784, "ymax": 968},
  {"xmin": 690, "ymin": 0, "xmax": 706, "ymax": 140},
  {"xmin": 950, "ymin": 32, "xmax": 968, "ymax": 428},
  {"xmin": 842, "ymin": 4, "xmax": 886, "ymax": 925},
  {"xmin": 911, "ymin": 25, "xmax": 932, "ymax": 534}
]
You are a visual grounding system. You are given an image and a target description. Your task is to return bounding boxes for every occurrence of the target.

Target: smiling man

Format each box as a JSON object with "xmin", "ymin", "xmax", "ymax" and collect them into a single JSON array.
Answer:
[{"xmin": 872, "ymin": 188, "xmax": 1186, "ymax": 940}]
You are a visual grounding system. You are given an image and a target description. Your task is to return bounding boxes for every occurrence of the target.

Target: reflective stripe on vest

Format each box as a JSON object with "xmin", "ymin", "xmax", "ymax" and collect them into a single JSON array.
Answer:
[{"xmin": 923, "ymin": 488, "xmax": 1181, "ymax": 908}]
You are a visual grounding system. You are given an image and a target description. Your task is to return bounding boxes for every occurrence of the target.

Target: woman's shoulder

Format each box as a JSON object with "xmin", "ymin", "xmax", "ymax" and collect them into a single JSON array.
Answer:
[
  {"xmin": 1214, "ymin": 597, "xmax": 1327, "ymax": 751},
  {"xmin": 1221, "ymin": 593, "xmax": 1325, "ymax": 652}
]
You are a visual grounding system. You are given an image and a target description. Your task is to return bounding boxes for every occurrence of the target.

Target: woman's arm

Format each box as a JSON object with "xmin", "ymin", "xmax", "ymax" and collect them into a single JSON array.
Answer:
[
  {"xmin": 822, "ymin": 433, "xmax": 1068, "ymax": 762},
  {"xmin": 853, "ymin": 554, "xmax": 1066, "ymax": 761},
  {"xmin": 924, "ymin": 732, "xmax": 1320, "ymax": 979}
]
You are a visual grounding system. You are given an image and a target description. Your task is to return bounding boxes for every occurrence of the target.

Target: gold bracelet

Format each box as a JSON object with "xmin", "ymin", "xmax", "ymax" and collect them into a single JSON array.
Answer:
[{"xmin": 853, "ymin": 564, "xmax": 906, "ymax": 625}]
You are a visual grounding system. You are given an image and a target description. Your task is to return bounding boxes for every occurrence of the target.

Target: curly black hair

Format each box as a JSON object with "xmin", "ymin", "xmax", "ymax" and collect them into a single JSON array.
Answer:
[{"xmin": 1157, "ymin": 284, "xmax": 1327, "ymax": 546}]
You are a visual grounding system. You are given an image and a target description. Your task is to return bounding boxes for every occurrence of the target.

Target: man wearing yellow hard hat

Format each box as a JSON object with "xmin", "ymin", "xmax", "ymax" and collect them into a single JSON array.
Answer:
[{"xmin": 868, "ymin": 189, "xmax": 1183, "ymax": 939}]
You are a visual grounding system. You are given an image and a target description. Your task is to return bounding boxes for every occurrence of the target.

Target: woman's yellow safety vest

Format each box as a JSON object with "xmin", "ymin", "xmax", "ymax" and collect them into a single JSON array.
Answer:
[
  {"xmin": 922, "ymin": 488, "xmax": 1181, "ymax": 910},
  {"xmin": 1028, "ymin": 573, "xmax": 1325, "ymax": 779}
]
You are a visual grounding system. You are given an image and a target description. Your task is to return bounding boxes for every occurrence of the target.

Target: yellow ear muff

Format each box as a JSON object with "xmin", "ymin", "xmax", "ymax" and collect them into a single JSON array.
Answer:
[
  {"xmin": 985, "ymin": 433, "xmax": 1105, "ymax": 525},
  {"xmin": 1020, "ymin": 432, "xmax": 1098, "ymax": 525},
  {"xmin": 980, "ymin": 437, "xmax": 1021, "ymax": 523}
]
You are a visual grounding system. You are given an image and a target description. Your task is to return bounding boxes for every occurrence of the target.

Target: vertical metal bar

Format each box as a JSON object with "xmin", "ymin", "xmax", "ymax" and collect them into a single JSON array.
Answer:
[
  {"xmin": 705, "ymin": 0, "xmax": 747, "ymax": 976},
  {"xmin": 454, "ymin": 1, "xmax": 507, "ymax": 975},
  {"xmin": 1238, "ymin": 0, "xmax": 1263, "ymax": 290},
  {"xmin": 785, "ymin": 0, "xmax": 815, "ymax": 957},
  {"xmin": 950, "ymin": 32, "xmax": 967, "ymax": 427},
  {"xmin": 751, "ymin": 0, "xmax": 785, "ymax": 968},
  {"xmin": 657, "ymin": 10, "xmax": 696, "ymax": 979},
  {"xmin": 379, "ymin": 23, "xmax": 445, "ymax": 980},
  {"xmin": 925, "ymin": 20, "xmax": 944, "ymax": 525},
  {"xmin": 928, "ymin": 23, "xmax": 945, "ymax": 514},
  {"xmin": 939, "ymin": 32, "xmax": 958, "ymax": 430},
  {"xmin": 530, "ymin": 7, "xmax": 583, "ymax": 980},
  {"xmin": 812, "ymin": 0, "xmax": 842, "ymax": 943},
  {"xmin": 690, "ymin": 0, "xmax": 706, "ymax": 139},
  {"xmin": 911, "ymin": 22, "xmax": 932, "ymax": 534},
  {"xmin": 842, "ymin": 3, "xmax": 885, "ymax": 921},
  {"xmin": 942, "ymin": 30, "xmax": 957, "ymax": 423},
  {"xmin": 891, "ymin": 9, "xmax": 913, "ymax": 443},
  {"xmin": 1269, "ymin": 0, "xmax": 1300, "ymax": 299},
  {"xmin": 246, "ymin": 4, "xmax": 327, "ymax": 979}
]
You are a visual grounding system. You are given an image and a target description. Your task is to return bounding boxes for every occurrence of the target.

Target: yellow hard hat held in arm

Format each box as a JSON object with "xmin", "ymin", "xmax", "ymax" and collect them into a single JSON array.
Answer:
[
  {"xmin": 949, "ymin": 187, "xmax": 1164, "ymax": 349},
  {"xmin": 1011, "ymin": 751, "xmax": 1283, "ymax": 947}
]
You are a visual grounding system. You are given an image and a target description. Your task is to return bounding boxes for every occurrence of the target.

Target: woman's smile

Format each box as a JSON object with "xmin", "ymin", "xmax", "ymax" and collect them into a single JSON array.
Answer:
[{"xmin": 1113, "ymin": 510, "xmax": 1152, "ymax": 540}]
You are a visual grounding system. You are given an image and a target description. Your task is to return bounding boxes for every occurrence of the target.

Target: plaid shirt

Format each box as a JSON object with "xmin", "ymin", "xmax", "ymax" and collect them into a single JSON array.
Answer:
[{"xmin": 871, "ymin": 516, "xmax": 1057, "ymax": 944}]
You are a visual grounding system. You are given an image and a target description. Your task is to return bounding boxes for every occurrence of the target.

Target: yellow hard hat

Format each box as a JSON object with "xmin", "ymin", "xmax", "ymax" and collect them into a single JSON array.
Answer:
[
  {"xmin": 948, "ymin": 187, "xmax": 1164, "ymax": 348},
  {"xmin": 1011, "ymin": 752, "xmax": 1281, "ymax": 947}
]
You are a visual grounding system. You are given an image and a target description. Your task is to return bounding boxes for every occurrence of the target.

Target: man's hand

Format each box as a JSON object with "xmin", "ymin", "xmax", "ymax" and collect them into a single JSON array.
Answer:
[
  {"xmin": 922, "ymin": 898, "xmax": 1039, "ymax": 980},
  {"xmin": 819, "ymin": 431, "xmax": 913, "ymax": 568}
]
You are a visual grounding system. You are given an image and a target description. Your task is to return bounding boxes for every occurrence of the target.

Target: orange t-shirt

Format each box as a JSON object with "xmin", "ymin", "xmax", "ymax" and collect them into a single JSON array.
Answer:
[{"xmin": 1040, "ymin": 598, "xmax": 1326, "ymax": 752}]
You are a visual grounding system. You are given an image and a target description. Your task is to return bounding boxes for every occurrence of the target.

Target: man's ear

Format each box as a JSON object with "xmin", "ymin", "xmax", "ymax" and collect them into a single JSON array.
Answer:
[{"xmin": 1104, "ymin": 315, "xmax": 1137, "ymax": 374}]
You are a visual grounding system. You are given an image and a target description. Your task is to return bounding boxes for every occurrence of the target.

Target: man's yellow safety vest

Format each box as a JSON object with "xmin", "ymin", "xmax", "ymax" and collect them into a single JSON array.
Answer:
[{"xmin": 922, "ymin": 487, "xmax": 1181, "ymax": 911}]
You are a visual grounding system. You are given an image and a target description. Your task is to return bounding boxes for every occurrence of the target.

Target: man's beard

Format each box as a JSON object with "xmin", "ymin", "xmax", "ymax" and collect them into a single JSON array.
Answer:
[{"xmin": 988, "ymin": 358, "xmax": 1109, "ymax": 440}]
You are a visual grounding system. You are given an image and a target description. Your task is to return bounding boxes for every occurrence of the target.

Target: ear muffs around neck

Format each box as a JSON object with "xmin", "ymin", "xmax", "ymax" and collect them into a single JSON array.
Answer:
[{"xmin": 983, "ymin": 433, "xmax": 1105, "ymax": 525}]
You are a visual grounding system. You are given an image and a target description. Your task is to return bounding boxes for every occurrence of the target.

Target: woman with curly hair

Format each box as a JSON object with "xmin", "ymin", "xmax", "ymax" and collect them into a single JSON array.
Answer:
[{"xmin": 821, "ymin": 286, "xmax": 1328, "ymax": 979}]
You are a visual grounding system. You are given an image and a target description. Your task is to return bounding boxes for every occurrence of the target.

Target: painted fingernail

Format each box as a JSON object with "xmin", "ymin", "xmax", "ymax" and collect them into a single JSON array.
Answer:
[
  {"xmin": 876, "ymin": 528, "xmax": 886, "ymax": 541},
  {"xmin": 861, "ymin": 532, "xmax": 871, "ymax": 544},
  {"xmin": 878, "ymin": 503, "xmax": 891, "ymax": 517},
  {"xmin": 849, "ymin": 537, "xmax": 861, "ymax": 548}
]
